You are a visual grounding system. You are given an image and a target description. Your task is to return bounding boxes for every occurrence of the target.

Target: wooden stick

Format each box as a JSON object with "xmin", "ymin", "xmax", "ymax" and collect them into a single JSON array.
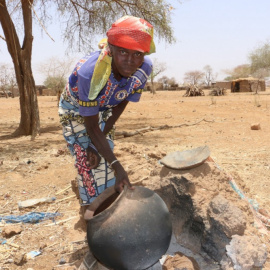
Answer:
[
  {"xmin": 44, "ymin": 216, "xmax": 77, "ymax": 227},
  {"xmin": 131, "ymin": 177, "xmax": 148, "ymax": 185},
  {"xmin": 55, "ymin": 185, "xmax": 71, "ymax": 195},
  {"xmin": 71, "ymin": 239, "xmax": 87, "ymax": 244},
  {"xmin": 6, "ymin": 242, "xmax": 20, "ymax": 248},
  {"xmin": 45, "ymin": 242, "xmax": 59, "ymax": 249},
  {"xmin": 56, "ymin": 195, "xmax": 76, "ymax": 203}
]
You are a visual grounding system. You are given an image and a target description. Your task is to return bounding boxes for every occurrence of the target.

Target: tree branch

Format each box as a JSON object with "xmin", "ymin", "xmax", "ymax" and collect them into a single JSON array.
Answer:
[{"xmin": 28, "ymin": 0, "xmax": 55, "ymax": 42}]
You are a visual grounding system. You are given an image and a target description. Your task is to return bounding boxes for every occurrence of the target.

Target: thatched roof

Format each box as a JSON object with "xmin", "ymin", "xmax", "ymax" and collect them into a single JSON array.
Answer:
[{"xmin": 232, "ymin": 77, "xmax": 264, "ymax": 82}]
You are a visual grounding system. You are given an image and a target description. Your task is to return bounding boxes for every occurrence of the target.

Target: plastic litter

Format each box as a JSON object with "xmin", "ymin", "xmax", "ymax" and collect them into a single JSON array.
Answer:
[
  {"xmin": 0, "ymin": 212, "xmax": 60, "ymax": 224},
  {"xmin": 18, "ymin": 196, "xmax": 56, "ymax": 209},
  {"xmin": 0, "ymin": 238, "xmax": 7, "ymax": 244},
  {"xmin": 25, "ymin": 250, "xmax": 41, "ymax": 260}
]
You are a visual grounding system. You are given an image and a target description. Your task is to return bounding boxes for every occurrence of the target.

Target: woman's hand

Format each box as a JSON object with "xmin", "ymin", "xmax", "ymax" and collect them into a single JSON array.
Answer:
[
  {"xmin": 112, "ymin": 162, "xmax": 134, "ymax": 193},
  {"xmin": 86, "ymin": 146, "xmax": 101, "ymax": 169}
]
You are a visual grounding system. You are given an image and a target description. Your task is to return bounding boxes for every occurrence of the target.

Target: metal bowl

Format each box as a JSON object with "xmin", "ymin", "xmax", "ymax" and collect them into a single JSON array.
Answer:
[
  {"xmin": 159, "ymin": 145, "xmax": 210, "ymax": 170},
  {"xmin": 87, "ymin": 186, "xmax": 172, "ymax": 270}
]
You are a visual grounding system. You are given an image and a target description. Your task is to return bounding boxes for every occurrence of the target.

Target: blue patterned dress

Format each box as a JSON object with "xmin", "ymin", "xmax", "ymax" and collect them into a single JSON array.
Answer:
[{"xmin": 58, "ymin": 51, "xmax": 152, "ymax": 205}]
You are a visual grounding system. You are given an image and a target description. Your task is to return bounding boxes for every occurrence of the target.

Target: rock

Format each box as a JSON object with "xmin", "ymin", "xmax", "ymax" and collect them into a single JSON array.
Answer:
[
  {"xmin": 147, "ymin": 151, "xmax": 163, "ymax": 159},
  {"xmin": 14, "ymin": 252, "xmax": 26, "ymax": 265},
  {"xmin": 220, "ymin": 255, "xmax": 234, "ymax": 270},
  {"xmin": 202, "ymin": 225, "xmax": 231, "ymax": 262},
  {"xmin": 250, "ymin": 123, "xmax": 261, "ymax": 130},
  {"xmin": 225, "ymin": 235, "xmax": 267, "ymax": 270},
  {"xmin": 59, "ymin": 257, "xmax": 66, "ymax": 264},
  {"xmin": 78, "ymin": 251, "xmax": 108, "ymax": 270},
  {"xmin": 202, "ymin": 195, "xmax": 246, "ymax": 261},
  {"xmin": 208, "ymin": 194, "xmax": 247, "ymax": 238},
  {"xmin": 2, "ymin": 224, "xmax": 23, "ymax": 237},
  {"xmin": 162, "ymin": 252, "xmax": 199, "ymax": 270}
]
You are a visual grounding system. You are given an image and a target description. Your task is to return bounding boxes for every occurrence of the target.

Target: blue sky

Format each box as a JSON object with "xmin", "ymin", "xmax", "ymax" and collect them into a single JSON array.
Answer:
[{"xmin": 1, "ymin": 0, "xmax": 270, "ymax": 84}]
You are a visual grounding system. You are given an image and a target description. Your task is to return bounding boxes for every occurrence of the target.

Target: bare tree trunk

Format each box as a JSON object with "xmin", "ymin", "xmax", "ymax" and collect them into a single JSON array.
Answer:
[
  {"xmin": 150, "ymin": 72, "xmax": 156, "ymax": 94},
  {"xmin": 0, "ymin": 0, "xmax": 40, "ymax": 138},
  {"xmin": 15, "ymin": 62, "xmax": 40, "ymax": 138},
  {"xmin": 255, "ymin": 80, "xmax": 259, "ymax": 94}
]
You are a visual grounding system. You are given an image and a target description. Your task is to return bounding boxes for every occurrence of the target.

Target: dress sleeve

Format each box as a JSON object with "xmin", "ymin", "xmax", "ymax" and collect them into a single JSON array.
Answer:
[
  {"xmin": 126, "ymin": 56, "xmax": 153, "ymax": 103},
  {"xmin": 78, "ymin": 74, "xmax": 100, "ymax": 116},
  {"xmin": 77, "ymin": 53, "xmax": 100, "ymax": 116}
]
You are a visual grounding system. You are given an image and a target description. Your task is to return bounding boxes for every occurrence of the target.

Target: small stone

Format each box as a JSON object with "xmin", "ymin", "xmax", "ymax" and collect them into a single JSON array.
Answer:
[
  {"xmin": 14, "ymin": 253, "xmax": 26, "ymax": 265},
  {"xmin": 148, "ymin": 151, "xmax": 162, "ymax": 159},
  {"xmin": 250, "ymin": 123, "xmax": 261, "ymax": 130},
  {"xmin": 163, "ymin": 252, "xmax": 199, "ymax": 270},
  {"xmin": 59, "ymin": 257, "xmax": 66, "ymax": 264},
  {"xmin": 2, "ymin": 224, "xmax": 22, "ymax": 237}
]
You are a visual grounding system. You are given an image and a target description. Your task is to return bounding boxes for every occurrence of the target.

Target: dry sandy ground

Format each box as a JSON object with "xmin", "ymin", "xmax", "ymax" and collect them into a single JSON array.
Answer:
[{"xmin": 0, "ymin": 89, "xmax": 270, "ymax": 269}]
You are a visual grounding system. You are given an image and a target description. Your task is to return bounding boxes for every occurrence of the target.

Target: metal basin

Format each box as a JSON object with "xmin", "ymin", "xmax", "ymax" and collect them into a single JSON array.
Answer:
[
  {"xmin": 159, "ymin": 145, "xmax": 210, "ymax": 170},
  {"xmin": 87, "ymin": 186, "xmax": 172, "ymax": 270}
]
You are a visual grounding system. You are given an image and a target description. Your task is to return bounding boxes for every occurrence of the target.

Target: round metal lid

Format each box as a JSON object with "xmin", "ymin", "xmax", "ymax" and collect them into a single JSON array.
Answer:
[{"xmin": 160, "ymin": 145, "xmax": 210, "ymax": 170}]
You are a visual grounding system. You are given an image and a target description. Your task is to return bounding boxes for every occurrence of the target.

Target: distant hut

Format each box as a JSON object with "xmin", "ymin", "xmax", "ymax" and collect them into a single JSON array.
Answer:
[
  {"xmin": 214, "ymin": 81, "xmax": 231, "ymax": 89},
  {"xmin": 36, "ymin": 85, "xmax": 46, "ymax": 96},
  {"xmin": 42, "ymin": 88, "xmax": 58, "ymax": 96},
  {"xmin": 231, "ymin": 77, "xmax": 265, "ymax": 93}
]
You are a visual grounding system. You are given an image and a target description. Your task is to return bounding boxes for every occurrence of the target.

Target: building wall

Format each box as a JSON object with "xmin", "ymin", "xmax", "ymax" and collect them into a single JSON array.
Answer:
[
  {"xmin": 41, "ymin": 88, "xmax": 58, "ymax": 96},
  {"xmin": 232, "ymin": 79, "xmax": 266, "ymax": 92},
  {"xmin": 215, "ymin": 81, "xmax": 231, "ymax": 89}
]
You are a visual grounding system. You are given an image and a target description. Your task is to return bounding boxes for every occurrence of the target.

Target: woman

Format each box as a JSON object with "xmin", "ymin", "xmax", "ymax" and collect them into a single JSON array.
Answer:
[{"xmin": 58, "ymin": 16, "xmax": 155, "ymax": 219}]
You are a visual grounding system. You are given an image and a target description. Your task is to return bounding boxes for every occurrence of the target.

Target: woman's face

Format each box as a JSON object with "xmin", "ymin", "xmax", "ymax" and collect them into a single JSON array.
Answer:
[{"xmin": 110, "ymin": 45, "xmax": 145, "ymax": 80}]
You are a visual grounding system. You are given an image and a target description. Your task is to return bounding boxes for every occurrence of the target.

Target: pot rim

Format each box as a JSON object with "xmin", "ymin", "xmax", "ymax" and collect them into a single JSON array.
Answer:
[{"xmin": 87, "ymin": 186, "xmax": 127, "ymax": 220}]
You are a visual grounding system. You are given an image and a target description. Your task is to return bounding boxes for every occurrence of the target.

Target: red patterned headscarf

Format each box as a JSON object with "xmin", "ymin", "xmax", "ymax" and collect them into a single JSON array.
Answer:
[
  {"xmin": 89, "ymin": 16, "xmax": 155, "ymax": 100},
  {"xmin": 107, "ymin": 16, "xmax": 155, "ymax": 53}
]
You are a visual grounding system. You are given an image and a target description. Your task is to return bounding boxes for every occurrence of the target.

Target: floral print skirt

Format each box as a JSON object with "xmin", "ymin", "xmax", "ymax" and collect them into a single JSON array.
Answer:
[{"xmin": 59, "ymin": 108, "xmax": 115, "ymax": 205}]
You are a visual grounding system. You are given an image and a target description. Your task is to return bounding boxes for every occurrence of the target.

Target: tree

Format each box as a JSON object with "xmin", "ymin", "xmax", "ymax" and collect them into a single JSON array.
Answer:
[
  {"xmin": 0, "ymin": 63, "xmax": 16, "ymax": 95},
  {"xmin": 43, "ymin": 75, "xmax": 65, "ymax": 90},
  {"xmin": 167, "ymin": 77, "xmax": 177, "ymax": 87},
  {"xmin": 184, "ymin": 70, "xmax": 204, "ymax": 85},
  {"xmin": 149, "ymin": 58, "xmax": 167, "ymax": 94},
  {"xmin": 248, "ymin": 42, "xmax": 270, "ymax": 94},
  {"xmin": 223, "ymin": 64, "xmax": 251, "ymax": 80},
  {"xmin": 158, "ymin": 75, "xmax": 169, "ymax": 89},
  {"xmin": 0, "ymin": 0, "xmax": 176, "ymax": 138},
  {"xmin": 43, "ymin": 75, "xmax": 65, "ymax": 106},
  {"xmin": 249, "ymin": 41, "xmax": 270, "ymax": 76},
  {"xmin": 39, "ymin": 56, "xmax": 75, "ymax": 104},
  {"xmin": 203, "ymin": 65, "xmax": 216, "ymax": 86}
]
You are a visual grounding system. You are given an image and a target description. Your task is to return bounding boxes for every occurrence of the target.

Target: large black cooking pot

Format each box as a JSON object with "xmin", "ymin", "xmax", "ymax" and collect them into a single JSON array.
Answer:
[{"xmin": 87, "ymin": 186, "xmax": 172, "ymax": 270}]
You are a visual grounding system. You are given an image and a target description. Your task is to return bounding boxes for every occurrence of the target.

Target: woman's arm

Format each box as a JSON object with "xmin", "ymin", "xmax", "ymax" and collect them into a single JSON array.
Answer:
[
  {"xmin": 84, "ymin": 100, "xmax": 132, "ymax": 192},
  {"xmin": 103, "ymin": 100, "xmax": 129, "ymax": 135},
  {"xmin": 84, "ymin": 114, "xmax": 117, "ymax": 164}
]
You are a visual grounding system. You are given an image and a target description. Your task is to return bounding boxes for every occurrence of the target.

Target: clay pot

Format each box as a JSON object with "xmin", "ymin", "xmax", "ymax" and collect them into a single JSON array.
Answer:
[{"xmin": 87, "ymin": 186, "xmax": 172, "ymax": 270}]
